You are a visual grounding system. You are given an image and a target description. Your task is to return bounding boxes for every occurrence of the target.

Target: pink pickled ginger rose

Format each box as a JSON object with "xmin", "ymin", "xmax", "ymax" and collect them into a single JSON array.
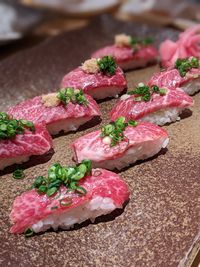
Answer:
[{"xmin": 160, "ymin": 25, "xmax": 200, "ymax": 68}]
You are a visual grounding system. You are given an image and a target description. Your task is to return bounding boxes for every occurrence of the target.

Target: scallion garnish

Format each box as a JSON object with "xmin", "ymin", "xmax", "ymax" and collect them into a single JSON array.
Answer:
[
  {"xmin": 101, "ymin": 116, "xmax": 138, "ymax": 147},
  {"xmin": 134, "ymin": 97, "xmax": 142, "ymax": 102},
  {"xmin": 59, "ymin": 197, "xmax": 72, "ymax": 207},
  {"xmin": 57, "ymin": 88, "xmax": 88, "ymax": 106},
  {"xmin": 128, "ymin": 83, "xmax": 166, "ymax": 102},
  {"xmin": 76, "ymin": 186, "xmax": 87, "ymax": 195},
  {"xmin": 159, "ymin": 89, "xmax": 166, "ymax": 95},
  {"xmin": 46, "ymin": 187, "xmax": 58, "ymax": 197},
  {"xmin": 175, "ymin": 57, "xmax": 200, "ymax": 77},
  {"xmin": 32, "ymin": 160, "xmax": 91, "ymax": 197},
  {"xmin": 0, "ymin": 112, "xmax": 35, "ymax": 140},
  {"xmin": 24, "ymin": 228, "xmax": 34, "ymax": 237},
  {"xmin": 97, "ymin": 56, "xmax": 117, "ymax": 75},
  {"xmin": 128, "ymin": 120, "xmax": 138, "ymax": 127},
  {"xmin": 51, "ymin": 206, "xmax": 58, "ymax": 210},
  {"xmin": 130, "ymin": 36, "xmax": 154, "ymax": 50},
  {"xmin": 13, "ymin": 169, "xmax": 25, "ymax": 180}
]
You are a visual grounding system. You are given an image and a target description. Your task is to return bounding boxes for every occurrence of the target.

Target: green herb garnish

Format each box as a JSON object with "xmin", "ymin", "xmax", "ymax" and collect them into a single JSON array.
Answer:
[
  {"xmin": 33, "ymin": 160, "xmax": 92, "ymax": 197},
  {"xmin": 130, "ymin": 36, "xmax": 154, "ymax": 50},
  {"xmin": 97, "ymin": 56, "xmax": 117, "ymax": 75},
  {"xmin": 51, "ymin": 206, "xmax": 58, "ymax": 210},
  {"xmin": 101, "ymin": 116, "xmax": 138, "ymax": 147},
  {"xmin": 24, "ymin": 228, "xmax": 34, "ymax": 237},
  {"xmin": 76, "ymin": 186, "xmax": 87, "ymax": 195},
  {"xmin": 0, "ymin": 112, "xmax": 35, "ymax": 140},
  {"xmin": 57, "ymin": 88, "xmax": 88, "ymax": 106},
  {"xmin": 128, "ymin": 83, "xmax": 166, "ymax": 102},
  {"xmin": 159, "ymin": 89, "xmax": 166, "ymax": 95},
  {"xmin": 59, "ymin": 197, "xmax": 72, "ymax": 207},
  {"xmin": 13, "ymin": 169, "xmax": 25, "ymax": 179},
  {"xmin": 175, "ymin": 57, "xmax": 200, "ymax": 77}
]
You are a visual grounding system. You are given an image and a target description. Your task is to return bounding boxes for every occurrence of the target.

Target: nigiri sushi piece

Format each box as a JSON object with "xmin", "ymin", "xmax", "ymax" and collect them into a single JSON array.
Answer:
[
  {"xmin": 61, "ymin": 56, "xmax": 127, "ymax": 100},
  {"xmin": 91, "ymin": 34, "xmax": 158, "ymax": 71},
  {"xmin": 72, "ymin": 117, "xmax": 169, "ymax": 170},
  {"xmin": 10, "ymin": 160, "xmax": 129, "ymax": 234},
  {"xmin": 110, "ymin": 83, "xmax": 193, "ymax": 126},
  {"xmin": 0, "ymin": 112, "xmax": 52, "ymax": 170},
  {"xmin": 160, "ymin": 25, "xmax": 200, "ymax": 68},
  {"xmin": 8, "ymin": 88, "xmax": 101, "ymax": 135},
  {"xmin": 148, "ymin": 57, "xmax": 200, "ymax": 95}
]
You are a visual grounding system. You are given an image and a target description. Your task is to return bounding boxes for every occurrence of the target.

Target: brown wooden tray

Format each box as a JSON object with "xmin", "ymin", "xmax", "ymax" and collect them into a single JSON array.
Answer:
[{"xmin": 0, "ymin": 16, "xmax": 199, "ymax": 267}]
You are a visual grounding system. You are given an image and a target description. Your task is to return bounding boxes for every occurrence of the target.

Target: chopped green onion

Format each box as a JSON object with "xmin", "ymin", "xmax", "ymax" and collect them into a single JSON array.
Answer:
[
  {"xmin": 175, "ymin": 57, "xmax": 200, "ymax": 77},
  {"xmin": 128, "ymin": 120, "xmax": 138, "ymax": 127},
  {"xmin": 81, "ymin": 159, "xmax": 92, "ymax": 173},
  {"xmin": 20, "ymin": 120, "xmax": 35, "ymax": 131},
  {"xmin": 76, "ymin": 186, "xmax": 87, "ymax": 195},
  {"xmin": 115, "ymin": 116, "xmax": 125, "ymax": 126},
  {"xmin": 0, "ymin": 112, "xmax": 35, "ymax": 141},
  {"xmin": 143, "ymin": 93, "xmax": 151, "ymax": 102},
  {"xmin": 57, "ymin": 88, "xmax": 88, "ymax": 106},
  {"xmin": 152, "ymin": 85, "xmax": 159, "ymax": 92},
  {"xmin": 159, "ymin": 89, "xmax": 166, "ymax": 95},
  {"xmin": 0, "ymin": 112, "xmax": 9, "ymax": 120},
  {"xmin": 134, "ymin": 97, "xmax": 142, "ymax": 102},
  {"xmin": 13, "ymin": 169, "xmax": 25, "ymax": 180},
  {"xmin": 48, "ymin": 180, "xmax": 62, "ymax": 189},
  {"xmin": 33, "ymin": 176, "xmax": 44, "ymax": 187},
  {"xmin": 71, "ymin": 171, "xmax": 85, "ymax": 181},
  {"xmin": 97, "ymin": 56, "xmax": 117, "ymax": 75},
  {"xmin": 24, "ymin": 228, "xmax": 34, "ymax": 237},
  {"xmin": 101, "ymin": 116, "xmax": 138, "ymax": 146},
  {"xmin": 32, "ymin": 161, "xmax": 91, "ymax": 197},
  {"xmin": 38, "ymin": 185, "xmax": 47, "ymax": 194},
  {"xmin": 46, "ymin": 187, "xmax": 58, "ymax": 197},
  {"xmin": 142, "ymin": 37, "xmax": 154, "ymax": 46},
  {"xmin": 69, "ymin": 181, "xmax": 77, "ymax": 190},
  {"xmin": 128, "ymin": 83, "xmax": 166, "ymax": 102},
  {"xmin": 78, "ymin": 163, "xmax": 87, "ymax": 175},
  {"xmin": 59, "ymin": 197, "xmax": 73, "ymax": 207},
  {"xmin": 51, "ymin": 206, "xmax": 58, "ymax": 210},
  {"xmin": 130, "ymin": 36, "xmax": 154, "ymax": 50}
]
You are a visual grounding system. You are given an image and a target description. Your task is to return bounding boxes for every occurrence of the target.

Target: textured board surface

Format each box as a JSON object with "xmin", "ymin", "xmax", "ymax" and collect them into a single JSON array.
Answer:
[{"xmin": 0, "ymin": 16, "xmax": 199, "ymax": 267}]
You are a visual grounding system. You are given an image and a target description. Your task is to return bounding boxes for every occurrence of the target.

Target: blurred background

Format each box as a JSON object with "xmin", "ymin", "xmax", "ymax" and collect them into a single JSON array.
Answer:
[{"xmin": 0, "ymin": 0, "xmax": 200, "ymax": 60}]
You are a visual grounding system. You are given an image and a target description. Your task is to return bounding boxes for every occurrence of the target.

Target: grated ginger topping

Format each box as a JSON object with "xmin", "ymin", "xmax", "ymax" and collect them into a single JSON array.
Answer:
[
  {"xmin": 42, "ymin": 93, "xmax": 60, "ymax": 107},
  {"xmin": 115, "ymin": 34, "xmax": 131, "ymax": 47},
  {"xmin": 82, "ymin": 58, "xmax": 99, "ymax": 74}
]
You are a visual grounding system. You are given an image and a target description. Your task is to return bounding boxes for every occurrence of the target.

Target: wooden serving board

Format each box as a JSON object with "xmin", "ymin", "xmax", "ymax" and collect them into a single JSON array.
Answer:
[{"xmin": 0, "ymin": 16, "xmax": 199, "ymax": 267}]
